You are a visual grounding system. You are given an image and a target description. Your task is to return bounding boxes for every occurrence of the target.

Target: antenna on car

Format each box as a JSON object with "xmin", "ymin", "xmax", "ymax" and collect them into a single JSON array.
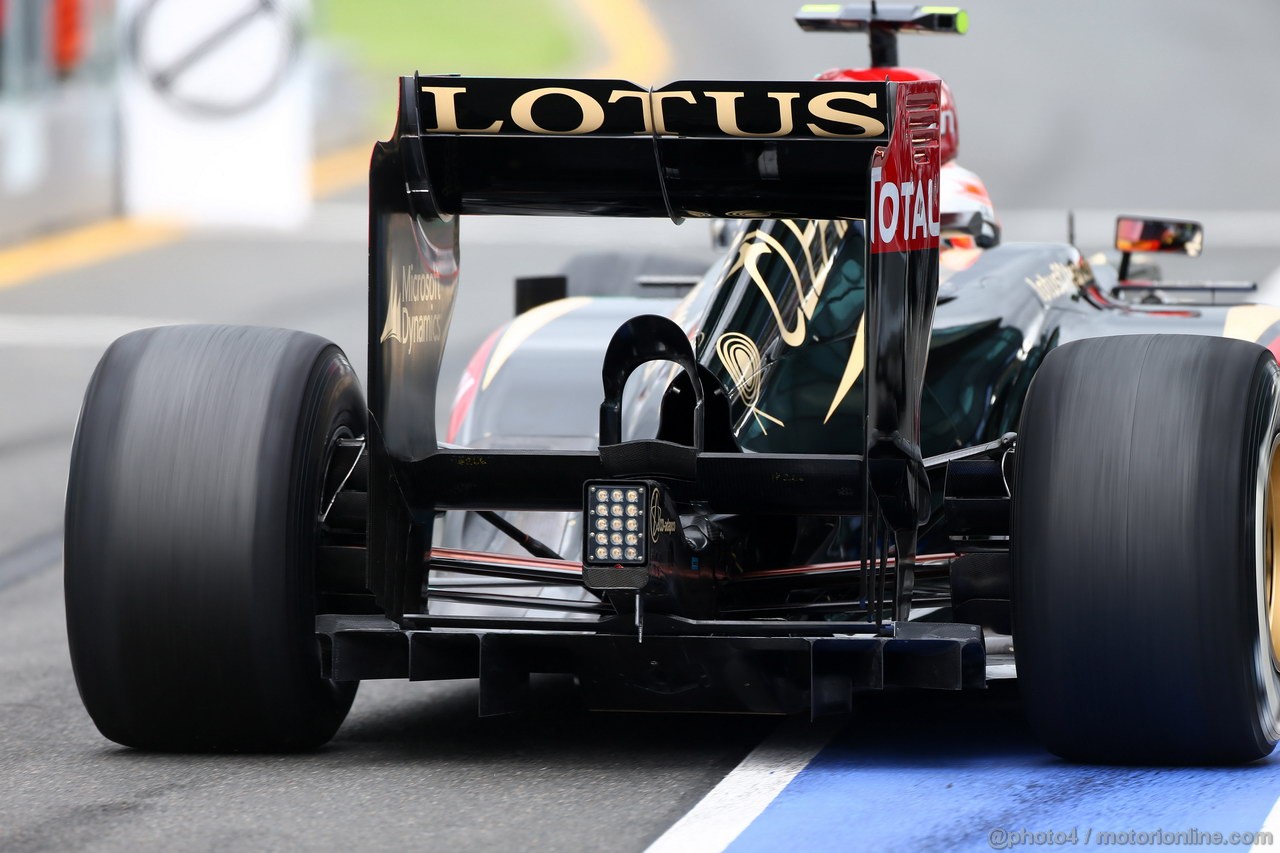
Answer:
[{"xmin": 796, "ymin": 4, "xmax": 969, "ymax": 68}]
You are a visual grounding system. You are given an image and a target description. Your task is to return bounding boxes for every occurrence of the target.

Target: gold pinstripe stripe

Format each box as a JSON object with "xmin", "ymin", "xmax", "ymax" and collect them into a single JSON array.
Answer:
[{"xmin": 482, "ymin": 297, "xmax": 593, "ymax": 390}]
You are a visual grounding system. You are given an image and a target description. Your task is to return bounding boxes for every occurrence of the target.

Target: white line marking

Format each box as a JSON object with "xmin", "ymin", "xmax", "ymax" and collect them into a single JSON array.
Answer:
[
  {"xmin": 1253, "ymin": 794, "xmax": 1280, "ymax": 852},
  {"xmin": 0, "ymin": 314, "xmax": 182, "ymax": 348},
  {"xmin": 644, "ymin": 718, "xmax": 841, "ymax": 853}
]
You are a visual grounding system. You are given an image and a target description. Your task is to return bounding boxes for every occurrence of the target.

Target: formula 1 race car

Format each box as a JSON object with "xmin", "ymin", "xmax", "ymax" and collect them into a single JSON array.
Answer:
[{"xmin": 65, "ymin": 5, "xmax": 1280, "ymax": 763}]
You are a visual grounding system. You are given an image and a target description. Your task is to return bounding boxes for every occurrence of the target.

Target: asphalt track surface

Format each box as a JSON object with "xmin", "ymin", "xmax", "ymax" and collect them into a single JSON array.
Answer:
[{"xmin": 4, "ymin": 1, "xmax": 1280, "ymax": 850}]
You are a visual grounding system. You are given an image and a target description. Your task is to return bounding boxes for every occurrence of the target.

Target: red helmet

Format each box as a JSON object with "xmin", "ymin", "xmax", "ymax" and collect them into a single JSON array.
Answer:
[{"xmin": 814, "ymin": 66, "xmax": 958, "ymax": 165}]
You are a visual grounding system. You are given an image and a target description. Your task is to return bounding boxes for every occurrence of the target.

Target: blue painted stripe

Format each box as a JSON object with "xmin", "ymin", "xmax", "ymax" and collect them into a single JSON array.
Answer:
[{"xmin": 728, "ymin": 689, "xmax": 1280, "ymax": 853}]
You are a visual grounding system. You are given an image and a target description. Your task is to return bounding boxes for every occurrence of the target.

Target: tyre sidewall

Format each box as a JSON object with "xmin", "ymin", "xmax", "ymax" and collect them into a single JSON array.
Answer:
[
  {"xmin": 66, "ymin": 326, "xmax": 363, "ymax": 751},
  {"xmin": 1013, "ymin": 335, "xmax": 1280, "ymax": 763}
]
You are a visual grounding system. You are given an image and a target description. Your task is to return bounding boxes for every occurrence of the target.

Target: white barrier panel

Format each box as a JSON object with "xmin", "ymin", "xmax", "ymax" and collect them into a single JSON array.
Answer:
[{"xmin": 119, "ymin": 0, "xmax": 311, "ymax": 228}]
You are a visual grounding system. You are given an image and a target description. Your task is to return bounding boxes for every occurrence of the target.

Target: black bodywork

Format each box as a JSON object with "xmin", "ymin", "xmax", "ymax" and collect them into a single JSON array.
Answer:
[{"xmin": 317, "ymin": 66, "xmax": 1275, "ymax": 716}]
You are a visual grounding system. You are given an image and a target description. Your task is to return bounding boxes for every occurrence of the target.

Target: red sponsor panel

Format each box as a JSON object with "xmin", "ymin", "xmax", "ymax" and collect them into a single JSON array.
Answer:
[{"xmin": 869, "ymin": 80, "xmax": 942, "ymax": 255}]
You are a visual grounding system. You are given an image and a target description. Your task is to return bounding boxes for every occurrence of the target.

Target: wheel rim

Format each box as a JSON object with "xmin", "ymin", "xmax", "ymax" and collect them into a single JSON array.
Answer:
[
  {"xmin": 1268, "ymin": 439, "xmax": 1280, "ymax": 671},
  {"xmin": 1255, "ymin": 394, "xmax": 1280, "ymax": 747}
]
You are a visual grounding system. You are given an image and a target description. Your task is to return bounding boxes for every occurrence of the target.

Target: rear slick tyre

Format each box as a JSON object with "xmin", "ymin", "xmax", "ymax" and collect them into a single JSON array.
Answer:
[
  {"xmin": 1013, "ymin": 334, "xmax": 1280, "ymax": 764},
  {"xmin": 65, "ymin": 325, "xmax": 363, "ymax": 752}
]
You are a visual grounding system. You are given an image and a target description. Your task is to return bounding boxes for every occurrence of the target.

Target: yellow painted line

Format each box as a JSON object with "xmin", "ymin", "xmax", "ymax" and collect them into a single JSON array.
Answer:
[
  {"xmin": 0, "ymin": 144, "xmax": 372, "ymax": 292},
  {"xmin": 574, "ymin": 0, "xmax": 672, "ymax": 82},
  {"xmin": 0, "ymin": 218, "xmax": 183, "ymax": 291},
  {"xmin": 311, "ymin": 143, "xmax": 371, "ymax": 199}
]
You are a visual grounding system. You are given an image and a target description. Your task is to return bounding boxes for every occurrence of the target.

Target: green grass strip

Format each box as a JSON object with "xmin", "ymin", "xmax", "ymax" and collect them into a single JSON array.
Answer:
[{"xmin": 316, "ymin": 0, "xmax": 583, "ymax": 78}]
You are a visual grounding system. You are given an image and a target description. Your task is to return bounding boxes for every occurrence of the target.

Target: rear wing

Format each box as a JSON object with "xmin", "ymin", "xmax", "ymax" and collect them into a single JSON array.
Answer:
[
  {"xmin": 380, "ymin": 75, "xmax": 895, "ymax": 221},
  {"xmin": 364, "ymin": 74, "xmax": 942, "ymax": 618}
]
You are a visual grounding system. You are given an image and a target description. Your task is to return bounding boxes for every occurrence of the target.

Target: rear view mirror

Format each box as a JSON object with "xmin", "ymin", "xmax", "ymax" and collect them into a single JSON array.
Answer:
[
  {"xmin": 1115, "ymin": 216, "xmax": 1203, "ymax": 257},
  {"xmin": 1115, "ymin": 216, "xmax": 1203, "ymax": 281}
]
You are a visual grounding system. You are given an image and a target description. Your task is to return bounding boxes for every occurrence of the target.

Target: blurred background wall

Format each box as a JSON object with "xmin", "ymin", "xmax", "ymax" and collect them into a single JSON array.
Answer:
[
  {"xmin": 0, "ymin": 0, "xmax": 586, "ymax": 243},
  {"xmin": 0, "ymin": 0, "xmax": 118, "ymax": 243}
]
